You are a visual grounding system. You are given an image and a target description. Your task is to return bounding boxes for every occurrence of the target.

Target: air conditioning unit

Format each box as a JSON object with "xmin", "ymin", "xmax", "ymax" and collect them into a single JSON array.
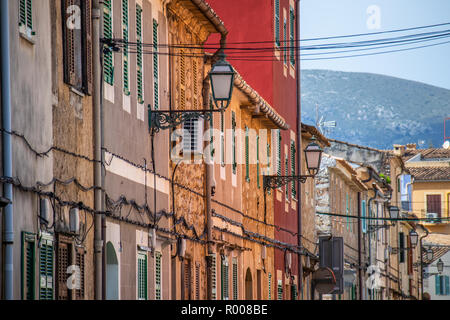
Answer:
[{"xmin": 426, "ymin": 212, "xmax": 440, "ymax": 223}]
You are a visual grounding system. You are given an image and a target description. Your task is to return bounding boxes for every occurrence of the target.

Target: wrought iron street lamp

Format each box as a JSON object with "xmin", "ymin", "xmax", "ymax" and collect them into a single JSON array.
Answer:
[
  {"xmin": 389, "ymin": 206, "xmax": 399, "ymax": 220},
  {"xmin": 263, "ymin": 137, "xmax": 324, "ymax": 190},
  {"xmin": 409, "ymin": 229, "xmax": 419, "ymax": 248},
  {"xmin": 426, "ymin": 248, "xmax": 434, "ymax": 261},
  {"xmin": 148, "ymin": 51, "xmax": 235, "ymax": 132},
  {"xmin": 437, "ymin": 259, "xmax": 444, "ymax": 273}
]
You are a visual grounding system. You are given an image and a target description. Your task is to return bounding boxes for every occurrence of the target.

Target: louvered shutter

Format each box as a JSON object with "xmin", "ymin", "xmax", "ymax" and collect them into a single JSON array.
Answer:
[
  {"xmin": 245, "ymin": 126, "xmax": 249, "ymax": 181},
  {"xmin": 346, "ymin": 194, "xmax": 349, "ymax": 230},
  {"xmin": 220, "ymin": 112, "xmax": 225, "ymax": 166},
  {"xmin": 277, "ymin": 280, "xmax": 283, "ymax": 300},
  {"xmin": 211, "ymin": 254, "xmax": 217, "ymax": 299},
  {"xmin": 155, "ymin": 251, "xmax": 162, "ymax": 300},
  {"xmin": 291, "ymin": 141, "xmax": 296, "ymax": 197},
  {"xmin": 274, "ymin": 0, "xmax": 280, "ymax": 46},
  {"xmin": 268, "ymin": 273, "xmax": 272, "ymax": 300},
  {"xmin": 291, "ymin": 284, "xmax": 297, "ymax": 300},
  {"xmin": 136, "ymin": 4, "xmax": 144, "ymax": 103},
  {"xmin": 445, "ymin": 276, "xmax": 450, "ymax": 295},
  {"xmin": 277, "ymin": 130, "xmax": 281, "ymax": 177},
  {"xmin": 63, "ymin": 0, "xmax": 76, "ymax": 86},
  {"xmin": 19, "ymin": 0, "xmax": 27, "ymax": 27},
  {"xmin": 82, "ymin": 0, "xmax": 93, "ymax": 95},
  {"xmin": 184, "ymin": 258, "xmax": 192, "ymax": 300},
  {"xmin": 289, "ymin": 7, "xmax": 295, "ymax": 65},
  {"xmin": 153, "ymin": 19, "xmax": 159, "ymax": 110},
  {"xmin": 285, "ymin": 157, "xmax": 289, "ymax": 200},
  {"xmin": 22, "ymin": 232, "xmax": 36, "ymax": 300},
  {"xmin": 283, "ymin": 18, "xmax": 287, "ymax": 62},
  {"xmin": 362, "ymin": 200, "xmax": 367, "ymax": 233},
  {"xmin": 399, "ymin": 232, "xmax": 405, "ymax": 263},
  {"xmin": 103, "ymin": 0, "xmax": 114, "ymax": 85},
  {"xmin": 195, "ymin": 263, "xmax": 200, "ymax": 300},
  {"xmin": 75, "ymin": 247, "xmax": 85, "ymax": 300},
  {"xmin": 26, "ymin": 0, "xmax": 32, "ymax": 30},
  {"xmin": 407, "ymin": 236, "xmax": 413, "ymax": 275},
  {"xmin": 232, "ymin": 258, "xmax": 238, "ymax": 300},
  {"xmin": 39, "ymin": 237, "xmax": 54, "ymax": 300},
  {"xmin": 221, "ymin": 256, "xmax": 229, "ymax": 300},
  {"xmin": 232, "ymin": 112, "xmax": 236, "ymax": 173},
  {"xmin": 137, "ymin": 251, "xmax": 148, "ymax": 300},
  {"xmin": 436, "ymin": 275, "xmax": 441, "ymax": 295},
  {"xmin": 183, "ymin": 117, "xmax": 204, "ymax": 154},
  {"xmin": 57, "ymin": 238, "xmax": 70, "ymax": 300},
  {"xmin": 122, "ymin": 0, "xmax": 130, "ymax": 95},
  {"xmin": 256, "ymin": 135, "xmax": 260, "ymax": 188}
]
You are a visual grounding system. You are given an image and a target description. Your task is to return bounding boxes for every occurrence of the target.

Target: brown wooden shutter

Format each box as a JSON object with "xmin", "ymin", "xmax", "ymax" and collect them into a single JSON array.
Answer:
[
  {"xmin": 75, "ymin": 247, "xmax": 85, "ymax": 300},
  {"xmin": 184, "ymin": 259, "xmax": 191, "ymax": 300},
  {"xmin": 82, "ymin": 0, "xmax": 93, "ymax": 95},
  {"xmin": 63, "ymin": 0, "xmax": 76, "ymax": 86},
  {"xmin": 57, "ymin": 236, "xmax": 71, "ymax": 300},
  {"xmin": 407, "ymin": 236, "xmax": 413, "ymax": 275},
  {"xmin": 195, "ymin": 263, "xmax": 200, "ymax": 300},
  {"xmin": 427, "ymin": 195, "xmax": 442, "ymax": 217}
]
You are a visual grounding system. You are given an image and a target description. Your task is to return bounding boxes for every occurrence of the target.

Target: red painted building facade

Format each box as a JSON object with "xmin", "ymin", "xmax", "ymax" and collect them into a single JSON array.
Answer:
[{"xmin": 206, "ymin": 0, "xmax": 301, "ymax": 300}]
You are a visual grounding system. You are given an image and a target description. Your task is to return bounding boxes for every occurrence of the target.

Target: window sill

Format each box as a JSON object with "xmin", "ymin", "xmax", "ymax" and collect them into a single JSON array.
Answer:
[
  {"xmin": 19, "ymin": 29, "xmax": 36, "ymax": 45},
  {"xmin": 70, "ymin": 86, "xmax": 85, "ymax": 98}
]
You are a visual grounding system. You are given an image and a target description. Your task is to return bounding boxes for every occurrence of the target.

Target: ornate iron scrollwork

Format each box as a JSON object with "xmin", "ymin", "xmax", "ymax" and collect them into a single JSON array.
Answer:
[
  {"xmin": 263, "ymin": 175, "xmax": 312, "ymax": 190},
  {"xmin": 148, "ymin": 108, "xmax": 221, "ymax": 132}
]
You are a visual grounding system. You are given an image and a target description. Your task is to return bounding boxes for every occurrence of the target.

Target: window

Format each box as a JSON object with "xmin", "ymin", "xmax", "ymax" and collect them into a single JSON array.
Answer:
[
  {"xmin": 256, "ymin": 135, "xmax": 260, "ymax": 189},
  {"xmin": 285, "ymin": 157, "xmax": 289, "ymax": 201},
  {"xmin": 103, "ymin": 0, "xmax": 114, "ymax": 85},
  {"xmin": 427, "ymin": 194, "xmax": 442, "ymax": 221},
  {"xmin": 290, "ymin": 283, "xmax": 297, "ymax": 300},
  {"xmin": 277, "ymin": 279, "xmax": 283, "ymax": 300},
  {"xmin": 153, "ymin": 19, "xmax": 159, "ymax": 110},
  {"xmin": 283, "ymin": 18, "xmax": 287, "ymax": 64},
  {"xmin": 63, "ymin": 0, "xmax": 93, "ymax": 94},
  {"xmin": 19, "ymin": 0, "xmax": 34, "ymax": 37},
  {"xmin": 436, "ymin": 275, "xmax": 450, "ymax": 295},
  {"xmin": 39, "ymin": 235, "xmax": 54, "ymax": 300},
  {"xmin": 232, "ymin": 112, "xmax": 237, "ymax": 174},
  {"xmin": 155, "ymin": 251, "xmax": 162, "ymax": 300},
  {"xmin": 289, "ymin": 7, "xmax": 295, "ymax": 66},
  {"xmin": 245, "ymin": 126, "xmax": 249, "ymax": 182},
  {"xmin": 399, "ymin": 232, "xmax": 405, "ymax": 263},
  {"xmin": 211, "ymin": 254, "xmax": 217, "ymax": 300},
  {"xmin": 277, "ymin": 130, "xmax": 281, "ymax": 177},
  {"xmin": 361, "ymin": 200, "xmax": 367, "ymax": 233},
  {"xmin": 22, "ymin": 232, "xmax": 36, "ymax": 300},
  {"xmin": 122, "ymin": 0, "xmax": 130, "ymax": 95},
  {"xmin": 274, "ymin": 0, "xmax": 280, "ymax": 47},
  {"xmin": 221, "ymin": 255, "xmax": 229, "ymax": 300},
  {"xmin": 183, "ymin": 258, "xmax": 192, "ymax": 300},
  {"xmin": 137, "ymin": 251, "xmax": 147, "ymax": 300},
  {"xmin": 268, "ymin": 273, "xmax": 272, "ymax": 300},
  {"xmin": 232, "ymin": 258, "xmax": 238, "ymax": 300},
  {"xmin": 195, "ymin": 263, "xmax": 200, "ymax": 300},
  {"xmin": 182, "ymin": 118, "xmax": 204, "ymax": 155},
  {"xmin": 136, "ymin": 4, "xmax": 144, "ymax": 103},
  {"xmin": 290, "ymin": 141, "xmax": 296, "ymax": 198},
  {"xmin": 74, "ymin": 247, "xmax": 85, "ymax": 300}
]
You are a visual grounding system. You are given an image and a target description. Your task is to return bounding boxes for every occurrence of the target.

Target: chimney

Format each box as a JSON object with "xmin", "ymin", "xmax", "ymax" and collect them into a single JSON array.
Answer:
[
  {"xmin": 393, "ymin": 144, "xmax": 406, "ymax": 156},
  {"xmin": 406, "ymin": 143, "xmax": 417, "ymax": 151}
]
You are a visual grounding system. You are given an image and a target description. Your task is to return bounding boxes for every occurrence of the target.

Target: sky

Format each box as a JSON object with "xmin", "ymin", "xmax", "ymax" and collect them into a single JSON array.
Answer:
[{"xmin": 300, "ymin": 0, "xmax": 450, "ymax": 90}]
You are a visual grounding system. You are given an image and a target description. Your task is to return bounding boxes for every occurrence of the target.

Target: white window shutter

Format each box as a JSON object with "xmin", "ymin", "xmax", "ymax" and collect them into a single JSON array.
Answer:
[{"xmin": 183, "ymin": 118, "xmax": 204, "ymax": 155}]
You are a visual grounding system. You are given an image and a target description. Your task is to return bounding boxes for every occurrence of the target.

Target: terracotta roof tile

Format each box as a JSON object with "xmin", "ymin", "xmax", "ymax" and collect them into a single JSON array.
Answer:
[{"xmin": 408, "ymin": 166, "xmax": 450, "ymax": 181}]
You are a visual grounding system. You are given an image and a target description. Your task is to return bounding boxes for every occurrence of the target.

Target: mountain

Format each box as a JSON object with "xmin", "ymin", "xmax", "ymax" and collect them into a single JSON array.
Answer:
[{"xmin": 301, "ymin": 69, "xmax": 450, "ymax": 150}]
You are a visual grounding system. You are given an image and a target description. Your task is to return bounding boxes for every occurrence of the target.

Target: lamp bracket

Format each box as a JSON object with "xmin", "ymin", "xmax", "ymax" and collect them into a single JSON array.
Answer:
[
  {"xmin": 263, "ymin": 175, "xmax": 314, "ymax": 190},
  {"xmin": 148, "ymin": 108, "xmax": 224, "ymax": 132}
]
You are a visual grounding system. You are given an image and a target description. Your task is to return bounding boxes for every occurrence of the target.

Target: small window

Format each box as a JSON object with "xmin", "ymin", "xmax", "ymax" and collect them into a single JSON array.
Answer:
[
  {"xmin": 155, "ymin": 251, "xmax": 162, "ymax": 300},
  {"xmin": 277, "ymin": 279, "xmax": 283, "ymax": 300},
  {"xmin": 232, "ymin": 258, "xmax": 238, "ymax": 300},
  {"xmin": 182, "ymin": 117, "xmax": 204, "ymax": 155},
  {"xmin": 221, "ymin": 255, "xmax": 229, "ymax": 300},
  {"xmin": 137, "ymin": 251, "xmax": 147, "ymax": 300},
  {"xmin": 19, "ymin": 0, "xmax": 34, "ymax": 38}
]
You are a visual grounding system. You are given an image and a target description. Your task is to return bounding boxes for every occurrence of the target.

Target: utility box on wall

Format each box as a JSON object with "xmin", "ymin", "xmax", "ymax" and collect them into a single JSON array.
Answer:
[{"xmin": 319, "ymin": 236, "xmax": 344, "ymax": 294}]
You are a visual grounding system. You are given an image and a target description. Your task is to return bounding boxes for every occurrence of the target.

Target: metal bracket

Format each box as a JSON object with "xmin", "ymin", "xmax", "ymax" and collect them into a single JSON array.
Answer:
[
  {"xmin": 263, "ymin": 175, "xmax": 313, "ymax": 190},
  {"xmin": 148, "ymin": 108, "xmax": 223, "ymax": 132}
]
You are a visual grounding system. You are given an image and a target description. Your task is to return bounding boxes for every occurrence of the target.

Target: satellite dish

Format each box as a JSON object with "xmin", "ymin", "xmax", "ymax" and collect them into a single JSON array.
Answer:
[{"xmin": 443, "ymin": 141, "xmax": 450, "ymax": 149}]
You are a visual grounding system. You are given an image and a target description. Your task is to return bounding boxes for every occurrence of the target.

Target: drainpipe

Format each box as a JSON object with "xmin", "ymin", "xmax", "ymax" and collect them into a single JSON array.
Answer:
[
  {"xmin": 295, "ymin": 0, "xmax": 303, "ymax": 300},
  {"xmin": 92, "ymin": 0, "xmax": 103, "ymax": 300},
  {"xmin": 1, "ymin": 0, "xmax": 14, "ymax": 300},
  {"xmin": 357, "ymin": 192, "xmax": 363, "ymax": 300}
]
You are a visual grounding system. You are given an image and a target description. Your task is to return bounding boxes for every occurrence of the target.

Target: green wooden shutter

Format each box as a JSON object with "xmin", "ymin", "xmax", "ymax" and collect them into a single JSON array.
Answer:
[
  {"xmin": 221, "ymin": 256, "xmax": 229, "ymax": 300},
  {"xmin": 39, "ymin": 237, "xmax": 54, "ymax": 300},
  {"xmin": 220, "ymin": 112, "xmax": 225, "ymax": 166},
  {"xmin": 290, "ymin": 7, "xmax": 295, "ymax": 66},
  {"xmin": 291, "ymin": 284, "xmax": 297, "ymax": 300},
  {"xmin": 103, "ymin": 0, "xmax": 114, "ymax": 85},
  {"xmin": 153, "ymin": 19, "xmax": 159, "ymax": 110},
  {"xmin": 155, "ymin": 251, "xmax": 161, "ymax": 300},
  {"xmin": 283, "ymin": 18, "xmax": 287, "ymax": 63},
  {"xmin": 136, "ymin": 4, "xmax": 144, "ymax": 103},
  {"xmin": 277, "ymin": 280, "xmax": 283, "ymax": 300},
  {"xmin": 137, "ymin": 251, "xmax": 147, "ymax": 300},
  {"xmin": 268, "ymin": 273, "xmax": 272, "ymax": 300},
  {"xmin": 22, "ymin": 232, "xmax": 36, "ymax": 300},
  {"xmin": 245, "ymin": 126, "xmax": 249, "ymax": 182},
  {"xmin": 232, "ymin": 112, "xmax": 236, "ymax": 174},
  {"xmin": 257, "ymin": 135, "xmax": 260, "ymax": 188},
  {"xmin": 291, "ymin": 141, "xmax": 296, "ymax": 198},
  {"xmin": 275, "ymin": 0, "xmax": 280, "ymax": 47},
  {"xmin": 436, "ymin": 275, "xmax": 441, "ymax": 295},
  {"xmin": 267, "ymin": 142, "xmax": 271, "ymax": 195},
  {"xmin": 26, "ymin": 0, "xmax": 32, "ymax": 30},
  {"xmin": 232, "ymin": 258, "xmax": 238, "ymax": 300},
  {"xmin": 211, "ymin": 254, "xmax": 217, "ymax": 299},
  {"xmin": 277, "ymin": 130, "xmax": 281, "ymax": 177},
  {"xmin": 445, "ymin": 276, "xmax": 450, "ymax": 295},
  {"xmin": 122, "ymin": 0, "xmax": 130, "ymax": 95},
  {"xmin": 285, "ymin": 157, "xmax": 289, "ymax": 200}
]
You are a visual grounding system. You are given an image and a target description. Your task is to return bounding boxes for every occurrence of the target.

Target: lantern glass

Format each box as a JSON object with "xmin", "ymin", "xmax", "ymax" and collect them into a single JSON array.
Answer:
[
  {"xmin": 437, "ymin": 259, "xmax": 444, "ymax": 273},
  {"xmin": 409, "ymin": 230, "xmax": 418, "ymax": 248},
  {"xmin": 389, "ymin": 206, "xmax": 399, "ymax": 220},
  {"xmin": 426, "ymin": 248, "xmax": 434, "ymax": 261},
  {"xmin": 209, "ymin": 56, "xmax": 235, "ymax": 107},
  {"xmin": 304, "ymin": 141, "xmax": 323, "ymax": 176}
]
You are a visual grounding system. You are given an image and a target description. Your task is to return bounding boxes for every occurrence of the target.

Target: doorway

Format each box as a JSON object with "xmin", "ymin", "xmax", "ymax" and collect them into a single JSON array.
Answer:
[
  {"xmin": 106, "ymin": 242, "xmax": 119, "ymax": 300},
  {"xmin": 245, "ymin": 268, "xmax": 253, "ymax": 300}
]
